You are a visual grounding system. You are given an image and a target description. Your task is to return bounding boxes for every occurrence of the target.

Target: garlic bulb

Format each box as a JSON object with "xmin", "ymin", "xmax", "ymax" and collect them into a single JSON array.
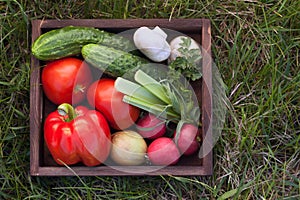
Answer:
[
  {"xmin": 133, "ymin": 26, "xmax": 171, "ymax": 62},
  {"xmin": 168, "ymin": 36, "xmax": 201, "ymax": 64},
  {"xmin": 168, "ymin": 36, "xmax": 203, "ymax": 81}
]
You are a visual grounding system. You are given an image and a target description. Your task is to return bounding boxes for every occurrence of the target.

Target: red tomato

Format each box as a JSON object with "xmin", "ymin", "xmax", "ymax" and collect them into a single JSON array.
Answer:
[
  {"xmin": 42, "ymin": 57, "xmax": 92, "ymax": 105},
  {"xmin": 87, "ymin": 78, "xmax": 140, "ymax": 130}
]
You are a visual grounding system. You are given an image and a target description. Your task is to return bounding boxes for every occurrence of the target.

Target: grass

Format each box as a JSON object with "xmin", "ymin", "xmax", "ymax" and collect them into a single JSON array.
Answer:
[{"xmin": 0, "ymin": 0, "xmax": 299, "ymax": 199}]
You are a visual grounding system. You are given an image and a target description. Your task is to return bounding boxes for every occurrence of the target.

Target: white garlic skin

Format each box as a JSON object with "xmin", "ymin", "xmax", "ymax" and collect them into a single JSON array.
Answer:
[
  {"xmin": 133, "ymin": 26, "xmax": 171, "ymax": 62},
  {"xmin": 168, "ymin": 36, "xmax": 201, "ymax": 64}
]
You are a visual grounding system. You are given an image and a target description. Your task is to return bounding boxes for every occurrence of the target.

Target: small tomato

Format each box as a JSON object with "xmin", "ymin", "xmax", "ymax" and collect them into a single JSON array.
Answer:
[{"xmin": 87, "ymin": 78, "xmax": 140, "ymax": 130}]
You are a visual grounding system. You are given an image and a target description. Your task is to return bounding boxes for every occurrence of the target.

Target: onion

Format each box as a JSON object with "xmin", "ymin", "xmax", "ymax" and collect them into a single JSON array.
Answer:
[{"xmin": 110, "ymin": 130, "xmax": 147, "ymax": 165}]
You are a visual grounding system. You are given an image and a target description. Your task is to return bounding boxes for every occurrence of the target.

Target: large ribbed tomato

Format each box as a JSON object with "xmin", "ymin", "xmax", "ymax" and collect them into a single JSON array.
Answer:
[
  {"xmin": 42, "ymin": 57, "xmax": 92, "ymax": 105},
  {"xmin": 87, "ymin": 78, "xmax": 140, "ymax": 130}
]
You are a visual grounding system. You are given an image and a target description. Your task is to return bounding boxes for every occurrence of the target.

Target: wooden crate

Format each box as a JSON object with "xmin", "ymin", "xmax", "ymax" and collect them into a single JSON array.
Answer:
[{"xmin": 30, "ymin": 19, "xmax": 213, "ymax": 176}]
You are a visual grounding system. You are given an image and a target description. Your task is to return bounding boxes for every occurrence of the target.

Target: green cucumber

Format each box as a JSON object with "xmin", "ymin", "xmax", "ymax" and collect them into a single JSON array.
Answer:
[
  {"xmin": 31, "ymin": 26, "xmax": 135, "ymax": 61},
  {"xmin": 81, "ymin": 44, "xmax": 148, "ymax": 77}
]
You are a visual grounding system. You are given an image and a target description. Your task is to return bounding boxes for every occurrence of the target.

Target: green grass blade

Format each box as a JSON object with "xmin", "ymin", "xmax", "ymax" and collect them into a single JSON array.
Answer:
[{"xmin": 217, "ymin": 188, "xmax": 239, "ymax": 200}]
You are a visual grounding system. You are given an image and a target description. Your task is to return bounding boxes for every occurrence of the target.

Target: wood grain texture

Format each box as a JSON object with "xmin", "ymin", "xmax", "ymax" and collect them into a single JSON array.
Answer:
[
  {"xmin": 30, "ymin": 20, "xmax": 43, "ymax": 175},
  {"xmin": 201, "ymin": 19, "xmax": 213, "ymax": 176},
  {"xmin": 30, "ymin": 18, "xmax": 213, "ymax": 176},
  {"xmin": 36, "ymin": 19, "xmax": 203, "ymax": 32}
]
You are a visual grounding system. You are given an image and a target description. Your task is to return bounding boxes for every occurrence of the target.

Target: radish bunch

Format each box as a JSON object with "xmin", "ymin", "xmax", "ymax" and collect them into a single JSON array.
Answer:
[{"xmin": 135, "ymin": 113, "xmax": 201, "ymax": 166}]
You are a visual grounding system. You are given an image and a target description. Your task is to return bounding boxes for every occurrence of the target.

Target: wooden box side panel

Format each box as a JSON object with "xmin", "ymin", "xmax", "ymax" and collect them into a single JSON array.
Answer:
[
  {"xmin": 37, "ymin": 18, "xmax": 204, "ymax": 32},
  {"xmin": 34, "ymin": 165, "xmax": 211, "ymax": 176},
  {"xmin": 201, "ymin": 19, "xmax": 213, "ymax": 175},
  {"xmin": 30, "ymin": 20, "xmax": 43, "ymax": 176}
]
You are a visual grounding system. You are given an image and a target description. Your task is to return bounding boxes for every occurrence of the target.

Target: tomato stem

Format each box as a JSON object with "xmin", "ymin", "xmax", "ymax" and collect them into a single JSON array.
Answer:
[{"xmin": 57, "ymin": 103, "xmax": 77, "ymax": 121}]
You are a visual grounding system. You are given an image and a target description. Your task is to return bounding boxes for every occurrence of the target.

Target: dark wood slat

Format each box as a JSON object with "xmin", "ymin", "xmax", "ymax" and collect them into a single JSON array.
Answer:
[
  {"xmin": 33, "ymin": 165, "xmax": 209, "ymax": 176},
  {"xmin": 201, "ymin": 19, "xmax": 213, "ymax": 175},
  {"xmin": 37, "ymin": 19, "xmax": 203, "ymax": 32},
  {"xmin": 30, "ymin": 20, "xmax": 43, "ymax": 176}
]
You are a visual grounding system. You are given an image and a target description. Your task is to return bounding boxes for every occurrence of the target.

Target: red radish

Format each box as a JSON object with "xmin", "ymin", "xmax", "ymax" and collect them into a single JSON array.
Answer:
[
  {"xmin": 147, "ymin": 137, "xmax": 180, "ymax": 165},
  {"xmin": 174, "ymin": 123, "xmax": 200, "ymax": 156},
  {"xmin": 136, "ymin": 113, "xmax": 166, "ymax": 139}
]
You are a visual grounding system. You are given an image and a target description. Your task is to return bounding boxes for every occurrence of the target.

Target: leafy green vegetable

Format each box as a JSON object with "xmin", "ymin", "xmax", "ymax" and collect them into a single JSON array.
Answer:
[
  {"xmin": 169, "ymin": 37, "xmax": 202, "ymax": 81},
  {"xmin": 134, "ymin": 70, "xmax": 172, "ymax": 105},
  {"xmin": 115, "ymin": 68, "xmax": 200, "ymax": 126},
  {"xmin": 123, "ymin": 95, "xmax": 180, "ymax": 120},
  {"xmin": 115, "ymin": 77, "xmax": 164, "ymax": 105}
]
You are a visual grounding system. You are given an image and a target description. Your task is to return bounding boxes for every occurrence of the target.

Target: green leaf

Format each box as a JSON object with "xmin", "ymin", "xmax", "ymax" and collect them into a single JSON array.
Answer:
[
  {"xmin": 217, "ymin": 188, "xmax": 239, "ymax": 200},
  {"xmin": 180, "ymin": 37, "xmax": 191, "ymax": 48}
]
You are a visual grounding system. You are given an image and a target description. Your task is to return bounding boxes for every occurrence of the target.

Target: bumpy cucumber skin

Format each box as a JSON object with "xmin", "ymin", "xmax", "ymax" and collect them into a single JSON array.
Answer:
[
  {"xmin": 82, "ymin": 44, "xmax": 148, "ymax": 77},
  {"xmin": 31, "ymin": 26, "xmax": 136, "ymax": 61}
]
